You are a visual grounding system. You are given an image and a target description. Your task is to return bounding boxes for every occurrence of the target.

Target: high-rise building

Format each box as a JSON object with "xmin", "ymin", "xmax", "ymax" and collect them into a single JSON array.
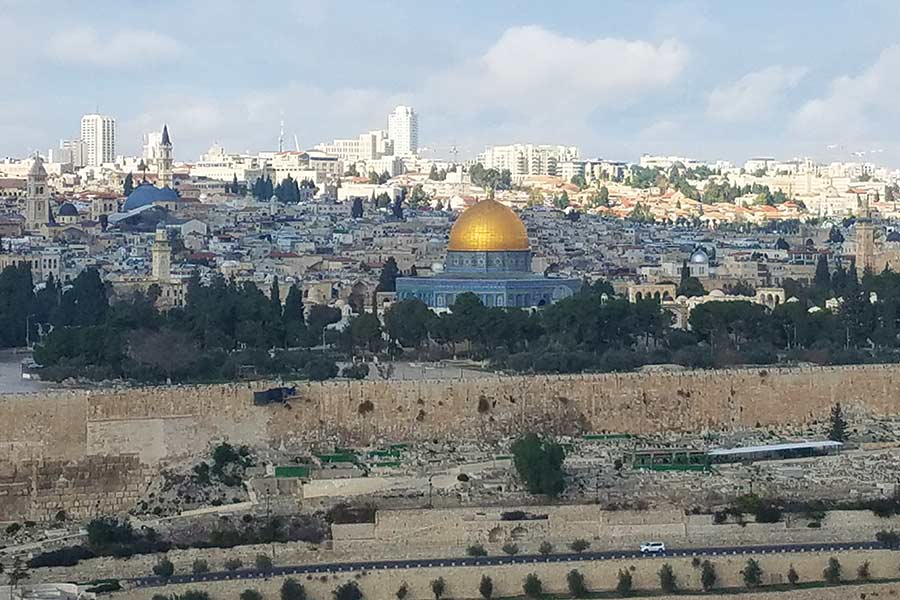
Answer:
[
  {"xmin": 49, "ymin": 139, "xmax": 85, "ymax": 168},
  {"xmin": 80, "ymin": 114, "xmax": 116, "ymax": 167},
  {"xmin": 151, "ymin": 227, "xmax": 172, "ymax": 283},
  {"xmin": 387, "ymin": 105, "xmax": 418, "ymax": 157}
]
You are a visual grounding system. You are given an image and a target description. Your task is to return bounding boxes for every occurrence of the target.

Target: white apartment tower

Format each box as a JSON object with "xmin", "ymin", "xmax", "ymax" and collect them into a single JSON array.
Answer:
[
  {"xmin": 387, "ymin": 105, "xmax": 418, "ymax": 157},
  {"xmin": 80, "ymin": 114, "xmax": 116, "ymax": 167}
]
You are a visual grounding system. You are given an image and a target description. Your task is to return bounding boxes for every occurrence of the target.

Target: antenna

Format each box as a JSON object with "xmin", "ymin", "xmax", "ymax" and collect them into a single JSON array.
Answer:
[
  {"xmin": 294, "ymin": 134, "xmax": 300, "ymax": 152},
  {"xmin": 278, "ymin": 111, "xmax": 284, "ymax": 153}
]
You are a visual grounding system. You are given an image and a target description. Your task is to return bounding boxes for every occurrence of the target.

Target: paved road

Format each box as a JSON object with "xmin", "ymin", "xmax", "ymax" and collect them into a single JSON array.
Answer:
[{"xmin": 129, "ymin": 540, "xmax": 887, "ymax": 588}]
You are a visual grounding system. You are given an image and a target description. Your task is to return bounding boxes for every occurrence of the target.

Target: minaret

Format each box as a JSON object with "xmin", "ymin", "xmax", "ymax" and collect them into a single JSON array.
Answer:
[
  {"xmin": 25, "ymin": 154, "xmax": 51, "ymax": 230},
  {"xmin": 158, "ymin": 125, "xmax": 173, "ymax": 189},
  {"xmin": 151, "ymin": 227, "xmax": 172, "ymax": 283},
  {"xmin": 855, "ymin": 193, "xmax": 876, "ymax": 272}
]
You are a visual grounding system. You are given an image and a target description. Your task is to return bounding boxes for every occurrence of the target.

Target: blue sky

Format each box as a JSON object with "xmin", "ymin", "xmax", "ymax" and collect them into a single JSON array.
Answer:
[{"xmin": 4, "ymin": 0, "xmax": 900, "ymax": 165}]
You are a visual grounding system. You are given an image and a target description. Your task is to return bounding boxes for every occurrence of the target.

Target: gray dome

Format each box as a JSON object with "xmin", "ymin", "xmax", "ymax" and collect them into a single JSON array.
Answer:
[{"xmin": 57, "ymin": 202, "xmax": 78, "ymax": 217}]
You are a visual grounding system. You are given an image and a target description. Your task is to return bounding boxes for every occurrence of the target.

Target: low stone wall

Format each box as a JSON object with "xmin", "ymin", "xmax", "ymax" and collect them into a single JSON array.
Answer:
[{"xmin": 108, "ymin": 550, "xmax": 896, "ymax": 600}]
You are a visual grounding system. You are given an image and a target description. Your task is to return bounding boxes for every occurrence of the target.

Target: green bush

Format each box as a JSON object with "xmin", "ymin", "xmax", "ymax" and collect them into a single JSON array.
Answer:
[
  {"xmin": 570, "ymin": 539, "xmax": 590, "ymax": 553},
  {"xmin": 224, "ymin": 558, "xmax": 243, "ymax": 571},
  {"xmin": 192, "ymin": 559, "xmax": 209, "ymax": 574},
  {"xmin": 616, "ymin": 569, "xmax": 632, "ymax": 597},
  {"xmin": 466, "ymin": 544, "xmax": 487, "ymax": 557},
  {"xmin": 523, "ymin": 573, "xmax": 542, "ymax": 598},
  {"xmin": 823, "ymin": 557, "xmax": 841, "ymax": 584},
  {"xmin": 567, "ymin": 569, "xmax": 588, "ymax": 598},
  {"xmin": 659, "ymin": 563, "xmax": 677, "ymax": 593},
  {"xmin": 152, "ymin": 557, "xmax": 174, "ymax": 578},
  {"xmin": 501, "ymin": 543, "xmax": 519, "ymax": 555}
]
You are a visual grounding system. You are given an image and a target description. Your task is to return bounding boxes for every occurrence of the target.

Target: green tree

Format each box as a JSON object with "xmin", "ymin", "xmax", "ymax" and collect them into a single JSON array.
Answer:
[
  {"xmin": 431, "ymin": 577, "xmax": 446, "ymax": 600},
  {"xmin": 659, "ymin": 563, "xmax": 677, "ymax": 593},
  {"xmin": 376, "ymin": 257, "xmax": 400, "ymax": 292},
  {"xmin": 224, "ymin": 558, "xmax": 243, "ymax": 571},
  {"xmin": 700, "ymin": 560, "xmax": 717, "ymax": 591},
  {"xmin": 351, "ymin": 197, "xmax": 364, "ymax": 218},
  {"xmin": 523, "ymin": 573, "xmax": 542, "ymax": 598},
  {"xmin": 479, "ymin": 575, "xmax": 493, "ymax": 600},
  {"xmin": 502, "ymin": 543, "xmax": 519, "ymax": 555},
  {"xmin": 466, "ymin": 544, "xmax": 487, "ymax": 557},
  {"xmin": 538, "ymin": 541, "xmax": 553, "ymax": 555},
  {"xmin": 828, "ymin": 403, "xmax": 847, "ymax": 442},
  {"xmin": 281, "ymin": 578, "xmax": 306, "ymax": 600},
  {"xmin": 814, "ymin": 254, "xmax": 830, "ymax": 290},
  {"xmin": 283, "ymin": 284, "xmax": 307, "ymax": 346},
  {"xmin": 677, "ymin": 260, "xmax": 706, "ymax": 297},
  {"xmin": 616, "ymin": 569, "xmax": 632, "ymax": 597},
  {"xmin": 510, "ymin": 433, "xmax": 566, "ymax": 496},
  {"xmin": 385, "ymin": 298, "xmax": 433, "ymax": 347},
  {"xmin": 823, "ymin": 557, "xmax": 841, "ymax": 584},
  {"xmin": 598, "ymin": 185, "xmax": 610, "ymax": 207},
  {"xmin": 348, "ymin": 312, "xmax": 383, "ymax": 354},
  {"xmin": 742, "ymin": 558, "xmax": 763, "ymax": 588},
  {"xmin": 123, "ymin": 172, "xmax": 134, "ymax": 196},
  {"xmin": 567, "ymin": 569, "xmax": 588, "ymax": 597},
  {"xmin": 857, "ymin": 560, "xmax": 870, "ymax": 580}
]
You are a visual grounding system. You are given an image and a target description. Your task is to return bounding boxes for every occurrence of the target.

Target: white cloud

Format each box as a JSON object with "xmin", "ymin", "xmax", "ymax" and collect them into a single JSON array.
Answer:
[
  {"xmin": 48, "ymin": 27, "xmax": 180, "ymax": 68},
  {"xmin": 792, "ymin": 45, "xmax": 900, "ymax": 139},
  {"xmin": 423, "ymin": 26, "xmax": 689, "ymax": 128},
  {"xmin": 708, "ymin": 66, "xmax": 806, "ymax": 121}
]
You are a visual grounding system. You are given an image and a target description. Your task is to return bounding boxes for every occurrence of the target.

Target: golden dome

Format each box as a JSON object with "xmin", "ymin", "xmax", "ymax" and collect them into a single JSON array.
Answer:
[{"xmin": 447, "ymin": 199, "xmax": 529, "ymax": 251}]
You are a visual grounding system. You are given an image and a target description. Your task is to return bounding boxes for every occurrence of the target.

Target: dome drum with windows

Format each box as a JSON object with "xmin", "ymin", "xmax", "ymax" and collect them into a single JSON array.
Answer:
[{"xmin": 395, "ymin": 198, "xmax": 580, "ymax": 309}]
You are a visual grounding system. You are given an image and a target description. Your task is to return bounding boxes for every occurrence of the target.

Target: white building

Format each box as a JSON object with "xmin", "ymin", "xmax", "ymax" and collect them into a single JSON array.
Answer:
[
  {"xmin": 189, "ymin": 144, "xmax": 264, "ymax": 182},
  {"xmin": 143, "ymin": 131, "xmax": 164, "ymax": 161},
  {"xmin": 49, "ymin": 139, "xmax": 84, "ymax": 168},
  {"xmin": 80, "ymin": 114, "xmax": 116, "ymax": 167},
  {"xmin": 315, "ymin": 130, "xmax": 390, "ymax": 164},
  {"xmin": 387, "ymin": 105, "xmax": 418, "ymax": 157},
  {"xmin": 477, "ymin": 144, "xmax": 580, "ymax": 182}
]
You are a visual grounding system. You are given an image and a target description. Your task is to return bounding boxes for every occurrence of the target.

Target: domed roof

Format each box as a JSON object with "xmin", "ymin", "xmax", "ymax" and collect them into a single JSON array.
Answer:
[
  {"xmin": 123, "ymin": 182, "xmax": 179, "ymax": 211},
  {"xmin": 57, "ymin": 202, "xmax": 78, "ymax": 217},
  {"xmin": 448, "ymin": 198, "xmax": 529, "ymax": 252}
]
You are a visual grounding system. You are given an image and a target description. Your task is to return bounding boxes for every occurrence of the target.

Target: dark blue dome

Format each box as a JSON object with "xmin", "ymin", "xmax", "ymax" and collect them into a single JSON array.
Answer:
[
  {"xmin": 57, "ymin": 202, "xmax": 78, "ymax": 217},
  {"xmin": 123, "ymin": 183, "xmax": 179, "ymax": 211}
]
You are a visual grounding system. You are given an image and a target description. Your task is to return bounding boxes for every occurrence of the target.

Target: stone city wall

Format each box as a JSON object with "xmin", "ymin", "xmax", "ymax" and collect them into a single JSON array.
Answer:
[{"xmin": 2, "ymin": 364, "xmax": 900, "ymax": 521}]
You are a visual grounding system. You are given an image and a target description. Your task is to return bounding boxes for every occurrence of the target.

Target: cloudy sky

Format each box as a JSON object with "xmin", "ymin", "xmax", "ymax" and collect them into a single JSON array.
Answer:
[{"xmin": 5, "ymin": 0, "xmax": 900, "ymax": 165}]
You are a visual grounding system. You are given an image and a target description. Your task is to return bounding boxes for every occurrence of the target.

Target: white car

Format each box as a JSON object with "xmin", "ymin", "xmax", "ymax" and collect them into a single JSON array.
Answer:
[{"xmin": 640, "ymin": 542, "xmax": 666, "ymax": 553}]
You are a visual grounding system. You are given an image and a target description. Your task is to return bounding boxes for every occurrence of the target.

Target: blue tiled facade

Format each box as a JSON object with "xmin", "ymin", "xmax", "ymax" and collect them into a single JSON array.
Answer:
[{"xmin": 396, "ymin": 247, "xmax": 580, "ymax": 309}]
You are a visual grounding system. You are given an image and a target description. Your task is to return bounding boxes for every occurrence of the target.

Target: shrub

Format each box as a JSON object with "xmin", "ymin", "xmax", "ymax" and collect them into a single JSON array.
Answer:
[
  {"xmin": 523, "ymin": 573, "xmax": 542, "ymax": 598},
  {"xmin": 467, "ymin": 544, "xmax": 487, "ymax": 557},
  {"xmin": 567, "ymin": 569, "xmax": 588, "ymax": 598},
  {"xmin": 177, "ymin": 591, "xmax": 211, "ymax": 600},
  {"xmin": 502, "ymin": 543, "xmax": 519, "ymax": 555},
  {"xmin": 857, "ymin": 560, "xmax": 871, "ymax": 581},
  {"xmin": 787, "ymin": 565, "xmax": 799, "ymax": 586},
  {"xmin": 616, "ymin": 569, "xmax": 632, "ymax": 597},
  {"xmin": 281, "ymin": 579, "xmax": 305, "ymax": 600},
  {"xmin": 877, "ymin": 529, "xmax": 900, "ymax": 548},
  {"xmin": 85, "ymin": 580, "xmax": 121, "ymax": 593},
  {"xmin": 333, "ymin": 581, "xmax": 362, "ymax": 600},
  {"xmin": 395, "ymin": 583, "xmax": 407, "ymax": 600},
  {"xmin": 570, "ymin": 539, "xmax": 590, "ymax": 553},
  {"xmin": 700, "ymin": 560, "xmax": 717, "ymax": 591},
  {"xmin": 431, "ymin": 577, "xmax": 446, "ymax": 600},
  {"xmin": 224, "ymin": 558, "xmax": 243, "ymax": 571},
  {"xmin": 538, "ymin": 541, "xmax": 553, "ymax": 555},
  {"xmin": 823, "ymin": 557, "xmax": 842, "ymax": 584},
  {"xmin": 192, "ymin": 559, "xmax": 209, "ymax": 574},
  {"xmin": 510, "ymin": 433, "xmax": 566, "ymax": 497},
  {"xmin": 240, "ymin": 589, "xmax": 263, "ymax": 600},
  {"xmin": 152, "ymin": 557, "xmax": 174, "ymax": 579},
  {"xmin": 659, "ymin": 563, "xmax": 677, "ymax": 593},
  {"xmin": 5, "ymin": 523, "xmax": 21, "ymax": 535},
  {"xmin": 255, "ymin": 554, "xmax": 273, "ymax": 571},
  {"xmin": 742, "ymin": 559, "xmax": 762, "ymax": 589},
  {"xmin": 479, "ymin": 575, "xmax": 493, "ymax": 600}
]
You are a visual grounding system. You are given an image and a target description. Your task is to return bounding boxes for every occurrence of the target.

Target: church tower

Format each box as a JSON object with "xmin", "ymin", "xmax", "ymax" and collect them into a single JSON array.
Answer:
[
  {"xmin": 158, "ymin": 125, "xmax": 173, "ymax": 189},
  {"xmin": 25, "ymin": 155, "xmax": 52, "ymax": 231},
  {"xmin": 855, "ymin": 193, "xmax": 876, "ymax": 272},
  {"xmin": 151, "ymin": 227, "xmax": 172, "ymax": 283}
]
